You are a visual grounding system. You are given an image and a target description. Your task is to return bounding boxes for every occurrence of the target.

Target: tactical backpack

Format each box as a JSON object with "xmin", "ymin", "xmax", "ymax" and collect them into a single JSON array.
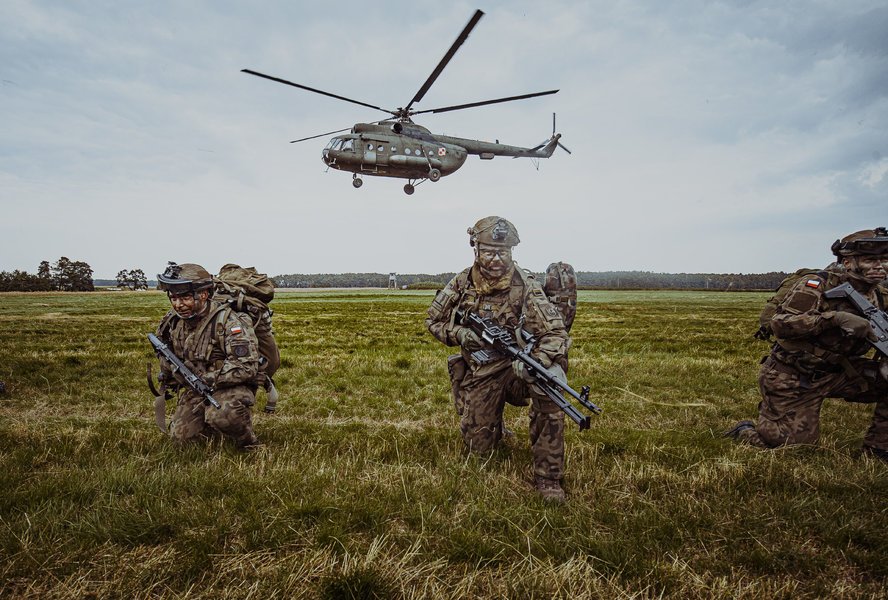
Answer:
[
  {"xmin": 755, "ymin": 266, "xmax": 841, "ymax": 341},
  {"xmin": 213, "ymin": 264, "xmax": 280, "ymax": 384},
  {"xmin": 543, "ymin": 262, "xmax": 577, "ymax": 332}
]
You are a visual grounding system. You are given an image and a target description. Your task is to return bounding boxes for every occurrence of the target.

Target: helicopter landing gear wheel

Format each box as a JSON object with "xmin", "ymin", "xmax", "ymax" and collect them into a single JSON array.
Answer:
[
  {"xmin": 428, "ymin": 168, "xmax": 441, "ymax": 182},
  {"xmin": 352, "ymin": 176, "xmax": 363, "ymax": 189},
  {"xmin": 403, "ymin": 183, "xmax": 415, "ymax": 195}
]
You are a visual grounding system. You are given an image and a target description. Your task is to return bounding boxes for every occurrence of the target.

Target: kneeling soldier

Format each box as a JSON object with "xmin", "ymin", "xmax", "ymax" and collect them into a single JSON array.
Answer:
[
  {"xmin": 727, "ymin": 229, "xmax": 888, "ymax": 460},
  {"xmin": 155, "ymin": 262, "xmax": 262, "ymax": 448},
  {"xmin": 427, "ymin": 217, "xmax": 572, "ymax": 501}
]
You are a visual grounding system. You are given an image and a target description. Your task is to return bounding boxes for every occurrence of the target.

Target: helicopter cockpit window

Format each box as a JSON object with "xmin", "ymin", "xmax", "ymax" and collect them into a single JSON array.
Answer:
[
  {"xmin": 326, "ymin": 138, "xmax": 342, "ymax": 150},
  {"xmin": 341, "ymin": 139, "xmax": 354, "ymax": 151}
]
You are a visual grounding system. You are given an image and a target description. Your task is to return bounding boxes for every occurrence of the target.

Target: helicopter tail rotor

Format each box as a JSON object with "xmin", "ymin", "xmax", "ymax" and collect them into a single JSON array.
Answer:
[{"xmin": 517, "ymin": 113, "xmax": 570, "ymax": 158}]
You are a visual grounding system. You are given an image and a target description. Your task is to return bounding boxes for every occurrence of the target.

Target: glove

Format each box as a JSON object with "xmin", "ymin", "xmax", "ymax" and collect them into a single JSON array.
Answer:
[
  {"xmin": 832, "ymin": 312, "xmax": 872, "ymax": 339},
  {"xmin": 455, "ymin": 327, "xmax": 483, "ymax": 352},
  {"xmin": 512, "ymin": 360, "xmax": 537, "ymax": 384},
  {"xmin": 202, "ymin": 370, "xmax": 217, "ymax": 390},
  {"xmin": 547, "ymin": 364, "xmax": 567, "ymax": 385}
]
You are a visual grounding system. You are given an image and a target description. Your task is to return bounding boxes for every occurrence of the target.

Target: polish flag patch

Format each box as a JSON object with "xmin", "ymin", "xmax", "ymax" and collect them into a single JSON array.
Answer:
[
  {"xmin": 230, "ymin": 326, "xmax": 243, "ymax": 334},
  {"xmin": 805, "ymin": 279, "xmax": 821, "ymax": 289}
]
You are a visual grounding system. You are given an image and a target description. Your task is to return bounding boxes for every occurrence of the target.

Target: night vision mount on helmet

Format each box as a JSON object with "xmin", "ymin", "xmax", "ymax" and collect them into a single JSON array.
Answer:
[
  {"xmin": 468, "ymin": 216, "xmax": 520, "ymax": 248},
  {"xmin": 831, "ymin": 227, "xmax": 888, "ymax": 258},
  {"xmin": 241, "ymin": 9, "xmax": 570, "ymax": 195},
  {"xmin": 156, "ymin": 262, "xmax": 215, "ymax": 295}
]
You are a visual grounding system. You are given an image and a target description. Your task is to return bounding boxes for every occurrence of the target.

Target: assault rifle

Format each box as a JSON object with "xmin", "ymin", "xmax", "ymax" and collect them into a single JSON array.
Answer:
[
  {"xmin": 147, "ymin": 333, "xmax": 221, "ymax": 409},
  {"xmin": 456, "ymin": 310, "xmax": 601, "ymax": 430},
  {"xmin": 823, "ymin": 283, "xmax": 888, "ymax": 357}
]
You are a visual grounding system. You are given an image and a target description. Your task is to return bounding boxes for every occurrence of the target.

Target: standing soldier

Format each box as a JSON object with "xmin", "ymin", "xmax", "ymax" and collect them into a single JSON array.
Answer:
[
  {"xmin": 427, "ymin": 217, "xmax": 572, "ymax": 501},
  {"xmin": 726, "ymin": 228, "xmax": 888, "ymax": 460},
  {"xmin": 154, "ymin": 262, "xmax": 262, "ymax": 449}
]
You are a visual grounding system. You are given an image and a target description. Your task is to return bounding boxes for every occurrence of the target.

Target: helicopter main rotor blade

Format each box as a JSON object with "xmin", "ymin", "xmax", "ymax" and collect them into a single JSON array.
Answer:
[
  {"xmin": 413, "ymin": 89, "xmax": 559, "ymax": 115},
  {"xmin": 404, "ymin": 9, "xmax": 484, "ymax": 112},
  {"xmin": 242, "ymin": 69, "xmax": 394, "ymax": 115},
  {"xmin": 290, "ymin": 127, "xmax": 352, "ymax": 143}
]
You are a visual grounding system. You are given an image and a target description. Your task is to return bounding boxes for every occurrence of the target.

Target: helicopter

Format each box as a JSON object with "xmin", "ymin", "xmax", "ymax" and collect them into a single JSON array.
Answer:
[{"xmin": 242, "ymin": 9, "xmax": 570, "ymax": 195}]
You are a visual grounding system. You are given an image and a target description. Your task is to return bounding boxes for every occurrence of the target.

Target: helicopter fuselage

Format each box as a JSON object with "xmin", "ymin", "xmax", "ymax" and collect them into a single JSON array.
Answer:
[
  {"xmin": 321, "ymin": 120, "xmax": 562, "ymax": 184},
  {"xmin": 322, "ymin": 122, "xmax": 467, "ymax": 181}
]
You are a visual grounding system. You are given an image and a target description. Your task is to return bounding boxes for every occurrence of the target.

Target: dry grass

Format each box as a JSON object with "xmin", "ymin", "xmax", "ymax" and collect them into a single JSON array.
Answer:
[{"xmin": 0, "ymin": 290, "xmax": 886, "ymax": 598}]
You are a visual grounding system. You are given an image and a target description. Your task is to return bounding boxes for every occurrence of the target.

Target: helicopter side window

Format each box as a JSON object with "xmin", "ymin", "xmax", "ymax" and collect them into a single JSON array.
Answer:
[
  {"xmin": 377, "ymin": 144, "xmax": 385, "ymax": 152},
  {"xmin": 391, "ymin": 146, "xmax": 397, "ymax": 152},
  {"xmin": 414, "ymin": 148, "xmax": 422, "ymax": 156},
  {"xmin": 404, "ymin": 147, "xmax": 411, "ymax": 154},
  {"xmin": 367, "ymin": 143, "xmax": 374, "ymax": 151}
]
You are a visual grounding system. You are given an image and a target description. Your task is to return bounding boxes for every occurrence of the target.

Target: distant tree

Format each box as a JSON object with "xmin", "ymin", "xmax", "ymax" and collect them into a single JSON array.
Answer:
[
  {"xmin": 116, "ymin": 268, "xmax": 148, "ymax": 290},
  {"xmin": 51, "ymin": 257, "xmax": 94, "ymax": 291},
  {"xmin": 37, "ymin": 261, "xmax": 51, "ymax": 280}
]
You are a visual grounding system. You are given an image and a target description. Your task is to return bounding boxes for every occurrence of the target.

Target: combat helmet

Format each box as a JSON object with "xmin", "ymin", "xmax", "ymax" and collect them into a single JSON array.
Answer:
[
  {"xmin": 467, "ymin": 216, "xmax": 520, "ymax": 247},
  {"xmin": 831, "ymin": 227, "xmax": 888, "ymax": 258},
  {"xmin": 156, "ymin": 262, "xmax": 214, "ymax": 295}
]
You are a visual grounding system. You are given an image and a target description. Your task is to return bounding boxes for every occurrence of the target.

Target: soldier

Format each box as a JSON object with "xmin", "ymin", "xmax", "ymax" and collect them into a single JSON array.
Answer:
[
  {"xmin": 726, "ymin": 228, "xmax": 888, "ymax": 460},
  {"xmin": 427, "ymin": 217, "xmax": 572, "ymax": 501},
  {"xmin": 154, "ymin": 262, "xmax": 262, "ymax": 449}
]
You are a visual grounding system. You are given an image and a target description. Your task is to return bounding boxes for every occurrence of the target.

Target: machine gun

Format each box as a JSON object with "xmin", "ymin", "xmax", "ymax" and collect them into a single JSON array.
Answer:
[
  {"xmin": 148, "ymin": 333, "xmax": 221, "ymax": 409},
  {"xmin": 457, "ymin": 310, "xmax": 601, "ymax": 430},
  {"xmin": 823, "ymin": 283, "xmax": 888, "ymax": 357}
]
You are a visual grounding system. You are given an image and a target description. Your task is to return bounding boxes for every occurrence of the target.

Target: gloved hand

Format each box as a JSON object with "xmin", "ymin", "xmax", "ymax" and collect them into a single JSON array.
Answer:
[
  {"xmin": 202, "ymin": 370, "xmax": 217, "ymax": 390},
  {"xmin": 512, "ymin": 360, "xmax": 537, "ymax": 384},
  {"xmin": 455, "ymin": 327, "xmax": 483, "ymax": 352},
  {"xmin": 832, "ymin": 312, "xmax": 872, "ymax": 339},
  {"xmin": 547, "ymin": 363, "xmax": 567, "ymax": 385}
]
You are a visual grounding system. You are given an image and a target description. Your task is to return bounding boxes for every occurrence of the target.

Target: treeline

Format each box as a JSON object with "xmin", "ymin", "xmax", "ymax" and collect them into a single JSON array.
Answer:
[
  {"xmin": 272, "ymin": 271, "xmax": 790, "ymax": 291},
  {"xmin": 0, "ymin": 258, "xmax": 94, "ymax": 292}
]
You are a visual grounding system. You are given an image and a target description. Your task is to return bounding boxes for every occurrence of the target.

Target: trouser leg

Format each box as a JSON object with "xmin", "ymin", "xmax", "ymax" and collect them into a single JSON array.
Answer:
[
  {"xmin": 459, "ymin": 367, "xmax": 507, "ymax": 453},
  {"xmin": 206, "ymin": 386, "xmax": 259, "ymax": 447},
  {"xmin": 168, "ymin": 392, "xmax": 213, "ymax": 443},
  {"xmin": 749, "ymin": 360, "xmax": 826, "ymax": 447},
  {"xmin": 529, "ymin": 395, "xmax": 565, "ymax": 480}
]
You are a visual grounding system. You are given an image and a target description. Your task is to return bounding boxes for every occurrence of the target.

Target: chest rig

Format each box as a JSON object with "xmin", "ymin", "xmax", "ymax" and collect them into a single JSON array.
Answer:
[{"xmin": 161, "ymin": 304, "xmax": 232, "ymax": 371}]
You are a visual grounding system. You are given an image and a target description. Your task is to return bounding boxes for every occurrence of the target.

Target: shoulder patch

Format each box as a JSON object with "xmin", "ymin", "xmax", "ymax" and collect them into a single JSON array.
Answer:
[
  {"xmin": 783, "ymin": 288, "xmax": 819, "ymax": 314},
  {"xmin": 804, "ymin": 279, "xmax": 821, "ymax": 289},
  {"xmin": 230, "ymin": 325, "xmax": 244, "ymax": 335}
]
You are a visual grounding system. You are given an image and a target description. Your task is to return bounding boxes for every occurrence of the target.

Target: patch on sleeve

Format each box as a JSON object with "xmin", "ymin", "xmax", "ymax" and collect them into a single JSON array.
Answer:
[
  {"xmin": 804, "ymin": 279, "xmax": 821, "ymax": 289},
  {"xmin": 230, "ymin": 325, "xmax": 243, "ymax": 335},
  {"xmin": 784, "ymin": 289, "xmax": 819, "ymax": 314},
  {"xmin": 232, "ymin": 343, "xmax": 249, "ymax": 357}
]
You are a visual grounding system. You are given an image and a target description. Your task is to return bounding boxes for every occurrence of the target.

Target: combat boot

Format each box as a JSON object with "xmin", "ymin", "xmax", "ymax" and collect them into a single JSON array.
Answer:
[
  {"xmin": 723, "ymin": 420, "xmax": 755, "ymax": 440},
  {"xmin": 237, "ymin": 432, "xmax": 263, "ymax": 451},
  {"xmin": 862, "ymin": 445, "xmax": 888, "ymax": 463},
  {"xmin": 534, "ymin": 476, "xmax": 565, "ymax": 503}
]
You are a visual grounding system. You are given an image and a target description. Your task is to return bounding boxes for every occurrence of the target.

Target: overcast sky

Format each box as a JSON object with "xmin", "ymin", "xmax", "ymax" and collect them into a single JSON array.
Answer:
[{"xmin": 2, "ymin": 0, "xmax": 886, "ymax": 279}]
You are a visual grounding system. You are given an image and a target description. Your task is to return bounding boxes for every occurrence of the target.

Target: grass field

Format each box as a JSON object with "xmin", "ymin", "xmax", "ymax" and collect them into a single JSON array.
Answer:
[{"xmin": 1, "ymin": 290, "xmax": 886, "ymax": 599}]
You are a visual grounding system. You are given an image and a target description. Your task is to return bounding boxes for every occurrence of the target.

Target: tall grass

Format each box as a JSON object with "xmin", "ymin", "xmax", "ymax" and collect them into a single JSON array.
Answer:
[{"xmin": 0, "ymin": 290, "xmax": 885, "ymax": 598}]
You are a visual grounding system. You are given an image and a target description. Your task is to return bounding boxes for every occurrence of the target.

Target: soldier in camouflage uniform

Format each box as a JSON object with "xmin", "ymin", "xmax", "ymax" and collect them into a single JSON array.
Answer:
[
  {"xmin": 726, "ymin": 229, "xmax": 888, "ymax": 460},
  {"xmin": 155, "ymin": 262, "xmax": 262, "ymax": 449},
  {"xmin": 426, "ymin": 217, "xmax": 572, "ymax": 502}
]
